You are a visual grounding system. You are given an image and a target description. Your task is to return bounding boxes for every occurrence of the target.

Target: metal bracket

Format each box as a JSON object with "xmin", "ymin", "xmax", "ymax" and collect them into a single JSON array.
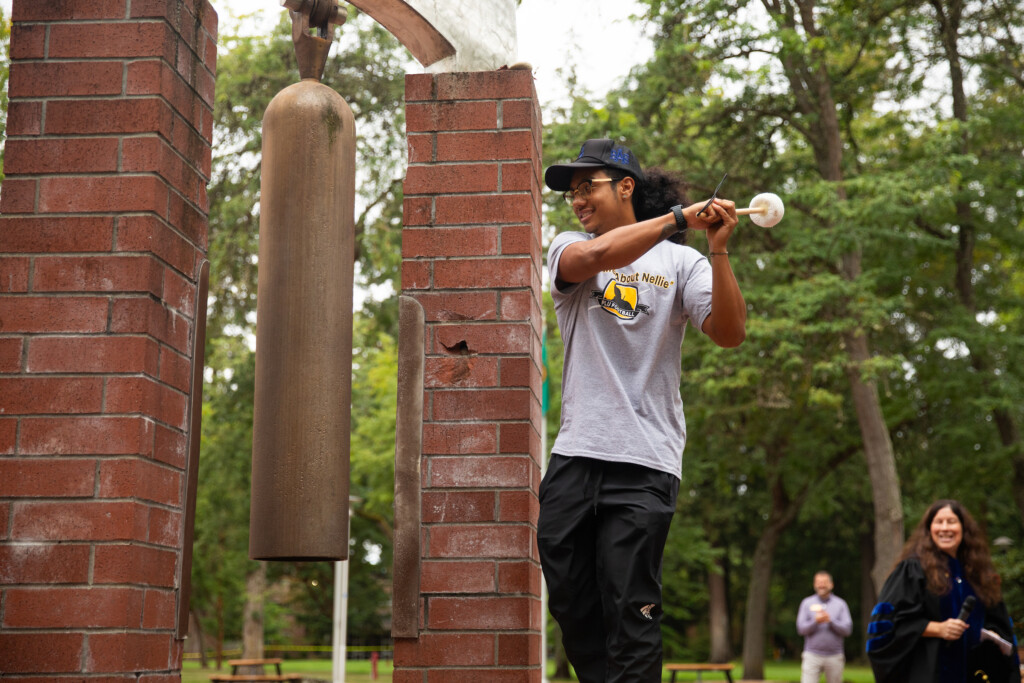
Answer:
[{"xmin": 282, "ymin": 0, "xmax": 347, "ymax": 81}]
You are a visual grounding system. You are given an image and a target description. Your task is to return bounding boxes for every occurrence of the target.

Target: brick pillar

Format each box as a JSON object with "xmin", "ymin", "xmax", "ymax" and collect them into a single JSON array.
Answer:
[
  {"xmin": 0, "ymin": 1, "xmax": 217, "ymax": 678},
  {"xmin": 395, "ymin": 70, "xmax": 545, "ymax": 681}
]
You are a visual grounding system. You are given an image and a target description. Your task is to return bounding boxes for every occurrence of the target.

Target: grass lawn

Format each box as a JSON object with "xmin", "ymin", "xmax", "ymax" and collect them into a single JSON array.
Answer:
[{"xmin": 183, "ymin": 658, "xmax": 878, "ymax": 682}]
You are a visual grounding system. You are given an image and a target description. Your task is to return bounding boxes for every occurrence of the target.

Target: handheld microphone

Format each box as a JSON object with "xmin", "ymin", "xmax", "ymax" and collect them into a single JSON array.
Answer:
[{"xmin": 957, "ymin": 595, "xmax": 976, "ymax": 622}]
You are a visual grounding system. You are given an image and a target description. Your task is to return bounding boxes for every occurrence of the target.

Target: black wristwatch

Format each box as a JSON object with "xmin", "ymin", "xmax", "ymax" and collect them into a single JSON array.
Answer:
[{"xmin": 670, "ymin": 205, "xmax": 687, "ymax": 233}]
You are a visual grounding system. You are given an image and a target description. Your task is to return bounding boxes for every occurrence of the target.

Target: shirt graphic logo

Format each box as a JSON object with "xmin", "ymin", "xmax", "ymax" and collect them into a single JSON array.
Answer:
[{"xmin": 592, "ymin": 280, "xmax": 650, "ymax": 320}]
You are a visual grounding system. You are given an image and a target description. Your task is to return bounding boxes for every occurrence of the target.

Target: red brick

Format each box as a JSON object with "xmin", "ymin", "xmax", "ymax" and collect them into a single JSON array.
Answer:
[
  {"xmin": 404, "ymin": 164, "xmax": 498, "ymax": 195},
  {"xmin": 18, "ymin": 416, "xmax": 154, "ymax": 457},
  {"xmin": 406, "ymin": 101, "xmax": 498, "ymax": 133},
  {"xmin": 401, "ymin": 261, "xmax": 432, "ymax": 290},
  {"xmin": 0, "ymin": 458, "xmax": 96, "ymax": 497},
  {"xmin": 110, "ymin": 296, "xmax": 192, "ymax": 353},
  {"xmin": 499, "ymin": 422, "xmax": 538, "ymax": 455},
  {"xmin": 95, "ymin": 544, "xmax": 178, "ymax": 586},
  {"xmin": 0, "ymin": 178, "xmax": 37, "ymax": 213},
  {"xmin": 425, "ymin": 357, "xmax": 498, "ymax": 389},
  {"xmin": 408, "ymin": 133, "xmax": 434, "ymax": 163},
  {"xmin": 499, "ymin": 290, "xmax": 539, "ymax": 323},
  {"xmin": 422, "ymin": 423, "xmax": 497, "ymax": 455},
  {"xmin": 501, "ymin": 100, "xmax": 539, "ymax": 130},
  {"xmin": 403, "ymin": 196, "xmax": 433, "ymax": 226},
  {"xmin": 403, "ymin": 227, "xmax": 498, "ymax": 259},
  {"xmin": 5, "ymin": 138, "xmax": 120, "ymax": 174},
  {"xmin": 0, "ymin": 633, "xmax": 85, "ymax": 673},
  {"xmin": 10, "ymin": 500, "xmax": 149, "ymax": 542},
  {"xmin": 434, "ymin": 323, "xmax": 531, "ymax": 355},
  {"xmin": 148, "ymin": 505, "xmax": 182, "ymax": 547},
  {"xmin": 393, "ymin": 632, "xmax": 495, "ymax": 667},
  {"xmin": 28, "ymin": 336, "xmax": 160, "ymax": 375},
  {"xmin": 154, "ymin": 423, "xmax": 187, "ymax": 468},
  {"xmin": 0, "ymin": 338, "xmax": 24, "ymax": 372},
  {"xmin": 12, "ymin": 1, "xmax": 126, "ymax": 21},
  {"xmin": 427, "ymin": 596, "xmax": 535, "ymax": 630},
  {"xmin": 106, "ymin": 376, "xmax": 188, "ymax": 429},
  {"xmin": 434, "ymin": 71, "xmax": 536, "ymax": 101},
  {"xmin": 87, "ymin": 632, "xmax": 175, "ymax": 671},
  {"xmin": 0, "ymin": 216, "xmax": 115, "ymax": 252},
  {"xmin": 405, "ymin": 73, "xmax": 436, "ymax": 102},
  {"xmin": 501, "ymin": 224, "xmax": 536, "ymax": 256},
  {"xmin": 499, "ymin": 357, "xmax": 534, "ymax": 389},
  {"xmin": 428, "ymin": 528, "xmax": 532, "ymax": 557},
  {"xmin": 161, "ymin": 347, "xmax": 192, "ymax": 393},
  {"xmin": 436, "ymin": 131, "xmax": 536, "ymax": 162},
  {"xmin": 0, "ymin": 257, "xmax": 30, "ymax": 291},
  {"xmin": 421, "ymin": 560, "xmax": 495, "ymax": 595},
  {"xmin": 0, "ymin": 297, "xmax": 108, "ymax": 333},
  {"xmin": 167, "ymin": 191, "xmax": 208, "ymax": 247},
  {"xmin": 501, "ymin": 162, "xmax": 540, "ymax": 193},
  {"xmin": 6, "ymin": 101, "xmax": 43, "ymax": 136},
  {"xmin": 422, "ymin": 491, "xmax": 496, "ymax": 524},
  {"xmin": 33, "ymin": 254, "xmax": 164, "ymax": 296},
  {"xmin": 98, "ymin": 457, "xmax": 182, "ymax": 507},
  {"xmin": 498, "ymin": 490, "xmax": 539, "ymax": 525},
  {"xmin": 9, "ymin": 61, "xmax": 123, "ymax": 97},
  {"xmin": 0, "ymin": 419, "xmax": 15, "ymax": 455},
  {"xmin": 432, "ymin": 389, "xmax": 531, "ymax": 422},
  {"xmin": 3, "ymin": 586, "xmax": 144, "ymax": 628},
  {"xmin": 497, "ymin": 632, "xmax": 542, "ymax": 666},
  {"xmin": 142, "ymin": 588, "xmax": 177, "ymax": 628},
  {"xmin": 434, "ymin": 258, "xmax": 533, "ymax": 289},
  {"xmin": 435, "ymin": 194, "xmax": 534, "ymax": 226},
  {"xmin": 428, "ymin": 673, "xmax": 539, "ymax": 683},
  {"xmin": 428, "ymin": 455, "xmax": 532, "ymax": 488},
  {"xmin": 45, "ymin": 98, "xmax": 174, "ymax": 136},
  {"xmin": 414, "ymin": 291, "xmax": 497, "ymax": 322},
  {"xmin": 49, "ymin": 21, "xmax": 174, "ymax": 59},
  {"xmin": 117, "ymin": 215, "xmax": 199, "ymax": 276},
  {"xmin": 497, "ymin": 561, "xmax": 542, "ymax": 595},
  {"xmin": 39, "ymin": 175, "xmax": 169, "ymax": 215},
  {"xmin": 9, "ymin": 24, "xmax": 46, "ymax": 59},
  {"xmin": 163, "ymin": 266, "xmax": 196, "ymax": 316},
  {"xmin": 0, "ymin": 544, "xmax": 91, "ymax": 584}
]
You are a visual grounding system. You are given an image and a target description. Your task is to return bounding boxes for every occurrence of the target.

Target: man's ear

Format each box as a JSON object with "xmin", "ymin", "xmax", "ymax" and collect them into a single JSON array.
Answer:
[{"xmin": 619, "ymin": 176, "xmax": 635, "ymax": 199}]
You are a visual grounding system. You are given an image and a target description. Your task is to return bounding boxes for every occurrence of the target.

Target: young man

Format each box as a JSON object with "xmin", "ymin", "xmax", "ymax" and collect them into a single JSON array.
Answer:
[
  {"xmin": 796, "ymin": 571, "xmax": 853, "ymax": 683},
  {"xmin": 538, "ymin": 139, "xmax": 747, "ymax": 682}
]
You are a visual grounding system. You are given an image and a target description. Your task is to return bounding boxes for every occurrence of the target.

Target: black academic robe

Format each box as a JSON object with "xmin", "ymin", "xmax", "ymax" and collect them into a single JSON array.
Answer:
[{"xmin": 866, "ymin": 556, "xmax": 1021, "ymax": 683}]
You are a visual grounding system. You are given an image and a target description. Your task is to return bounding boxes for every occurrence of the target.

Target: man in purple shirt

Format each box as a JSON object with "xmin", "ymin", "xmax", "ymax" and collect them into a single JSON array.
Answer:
[{"xmin": 796, "ymin": 571, "xmax": 853, "ymax": 683}]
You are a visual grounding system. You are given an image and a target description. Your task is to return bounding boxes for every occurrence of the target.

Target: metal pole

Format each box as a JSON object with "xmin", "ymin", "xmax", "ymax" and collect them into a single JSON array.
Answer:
[{"xmin": 332, "ymin": 557, "xmax": 349, "ymax": 683}]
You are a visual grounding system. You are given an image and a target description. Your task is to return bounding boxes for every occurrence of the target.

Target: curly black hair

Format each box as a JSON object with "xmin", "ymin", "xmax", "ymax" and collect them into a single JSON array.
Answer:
[{"xmin": 615, "ymin": 167, "xmax": 690, "ymax": 244}]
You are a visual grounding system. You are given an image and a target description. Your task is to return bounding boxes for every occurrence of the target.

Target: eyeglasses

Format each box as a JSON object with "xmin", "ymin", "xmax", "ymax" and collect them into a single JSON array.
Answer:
[{"xmin": 562, "ymin": 178, "xmax": 618, "ymax": 204}]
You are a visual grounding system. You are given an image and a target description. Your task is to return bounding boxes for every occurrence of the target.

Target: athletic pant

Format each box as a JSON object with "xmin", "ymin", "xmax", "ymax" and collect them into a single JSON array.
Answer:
[{"xmin": 537, "ymin": 454, "xmax": 679, "ymax": 683}]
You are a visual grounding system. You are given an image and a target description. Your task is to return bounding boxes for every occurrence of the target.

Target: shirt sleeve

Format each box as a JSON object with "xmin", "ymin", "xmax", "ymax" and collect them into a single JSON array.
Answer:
[
  {"xmin": 830, "ymin": 598, "xmax": 853, "ymax": 637},
  {"xmin": 547, "ymin": 231, "xmax": 590, "ymax": 296},
  {"xmin": 796, "ymin": 598, "xmax": 818, "ymax": 636},
  {"xmin": 679, "ymin": 250, "xmax": 713, "ymax": 331}
]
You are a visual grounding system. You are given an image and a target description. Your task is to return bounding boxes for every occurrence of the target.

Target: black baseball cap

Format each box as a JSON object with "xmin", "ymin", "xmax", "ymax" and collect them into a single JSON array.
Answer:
[{"xmin": 544, "ymin": 138, "xmax": 646, "ymax": 191}]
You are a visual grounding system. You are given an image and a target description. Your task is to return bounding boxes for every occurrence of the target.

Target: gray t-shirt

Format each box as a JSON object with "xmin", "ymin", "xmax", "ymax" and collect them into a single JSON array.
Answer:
[{"xmin": 548, "ymin": 231, "xmax": 714, "ymax": 477}]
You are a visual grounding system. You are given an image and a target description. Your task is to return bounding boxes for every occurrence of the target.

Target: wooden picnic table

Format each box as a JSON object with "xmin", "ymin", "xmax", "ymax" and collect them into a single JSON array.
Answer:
[
  {"xmin": 208, "ymin": 658, "xmax": 302, "ymax": 682},
  {"xmin": 665, "ymin": 662, "xmax": 735, "ymax": 683}
]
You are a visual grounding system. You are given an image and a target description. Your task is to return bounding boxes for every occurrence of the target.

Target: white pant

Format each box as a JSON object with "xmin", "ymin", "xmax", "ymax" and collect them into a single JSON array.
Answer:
[{"xmin": 800, "ymin": 651, "xmax": 845, "ymax": 683}]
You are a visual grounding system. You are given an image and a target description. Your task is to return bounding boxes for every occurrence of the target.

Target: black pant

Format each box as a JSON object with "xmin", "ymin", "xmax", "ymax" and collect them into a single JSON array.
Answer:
[{"xmin": 537, "ymin": 454, "xmax": 679, "ymax": 683}]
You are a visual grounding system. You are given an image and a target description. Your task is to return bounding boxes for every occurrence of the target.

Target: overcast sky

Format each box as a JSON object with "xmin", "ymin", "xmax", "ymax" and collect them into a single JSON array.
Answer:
[{"xmin": 0, "ymin": 0, "xmax": 651, "ymax": 109}]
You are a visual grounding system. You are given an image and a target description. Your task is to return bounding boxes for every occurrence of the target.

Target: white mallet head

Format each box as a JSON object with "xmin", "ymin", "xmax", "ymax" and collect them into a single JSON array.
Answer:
[{"xmin": 736, "ymin": 192, "xmax": 784, "ymax": 228}]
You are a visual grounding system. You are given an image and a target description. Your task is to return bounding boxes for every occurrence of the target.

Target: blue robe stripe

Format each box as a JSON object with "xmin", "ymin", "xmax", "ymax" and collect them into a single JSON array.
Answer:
[
  {"xmin": 870, "ymin": 602, "xmax": 894, "ymax": 617},
  {"xmin": 867, "ymin": 620, "xmax": 893, "ymax": 635}
]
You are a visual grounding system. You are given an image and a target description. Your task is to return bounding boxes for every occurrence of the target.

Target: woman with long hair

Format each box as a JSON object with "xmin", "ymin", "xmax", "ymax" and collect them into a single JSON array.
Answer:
[{"xmin": 866, "ymin": 499, "xmax": 1021, "ymax": 682}]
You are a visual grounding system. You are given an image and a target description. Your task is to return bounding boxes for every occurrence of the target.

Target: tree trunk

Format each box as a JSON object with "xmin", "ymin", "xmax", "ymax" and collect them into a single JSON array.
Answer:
[
  {"xmin": 930, "ymin": 0, "xmax": 1024, "ymax": 526},
  {"xmin": 859, "ymin": 527, "xmax": 877, "ymax": 661},
  {"xmin": 708, "ymin": 554, "xmax": 732, "ymax": 663},
  {"xmin": 552, "ymin": 621, "xmax": 571, "ymax": 680},
  {"xmin": 242, "ymin": 565, "xmax": 267, "ymax": 660},
  {"xmin": 740, "ymin": 520, "xmax": 785, "ymax": 680},
  {"xmin": 768, "ymin": 0, "xmax": 906, "ymax": 597},
  {"xmin": 190, "ymin": 609, "xmax": 209, "ymax": 668}
]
